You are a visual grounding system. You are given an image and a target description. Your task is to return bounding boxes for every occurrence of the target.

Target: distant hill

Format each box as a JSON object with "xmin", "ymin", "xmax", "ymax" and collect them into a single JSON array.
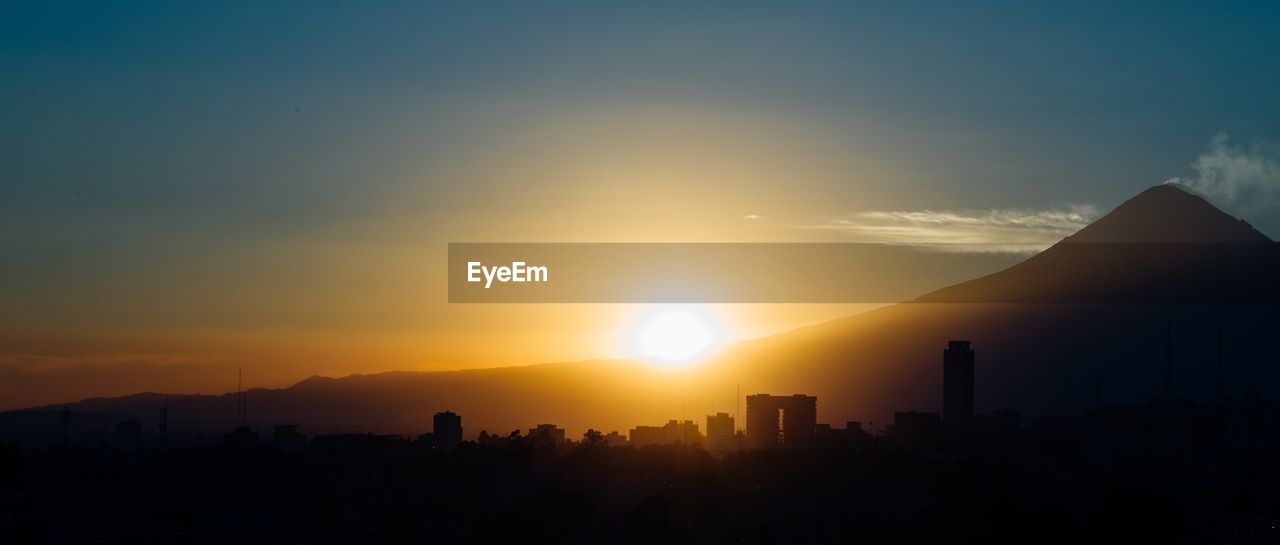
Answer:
[{"xmin": 5, "ymin": 184, "xmax": 1279, "ymax": 446}]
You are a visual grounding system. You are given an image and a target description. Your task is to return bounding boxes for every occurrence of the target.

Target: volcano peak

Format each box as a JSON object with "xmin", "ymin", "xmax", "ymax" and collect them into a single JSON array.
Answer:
[{"xmin": 1064, "ymin": 184, "xmax": 1272, "ymax": 244}]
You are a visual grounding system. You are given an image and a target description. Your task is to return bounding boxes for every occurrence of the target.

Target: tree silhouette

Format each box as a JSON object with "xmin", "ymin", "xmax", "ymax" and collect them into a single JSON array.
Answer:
[{"xmin": 582, "ymin": 428, "xmax": 605, "ymax": 447}]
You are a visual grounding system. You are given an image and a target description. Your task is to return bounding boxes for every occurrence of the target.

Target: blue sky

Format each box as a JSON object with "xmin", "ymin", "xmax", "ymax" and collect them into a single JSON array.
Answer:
[{"xmin": 6, "ymin": 2, "xmax": 1279, "ymax": 218}]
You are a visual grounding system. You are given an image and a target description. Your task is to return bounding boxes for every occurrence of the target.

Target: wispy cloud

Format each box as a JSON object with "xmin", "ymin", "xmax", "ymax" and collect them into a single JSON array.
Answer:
[
  {"xmin": 806, "ymin": 205, "xmax": 1098, "ymax": 253},
  {"xmin": 1166, "ymin": 132, "xmax": 1280, "ymax": 212}
]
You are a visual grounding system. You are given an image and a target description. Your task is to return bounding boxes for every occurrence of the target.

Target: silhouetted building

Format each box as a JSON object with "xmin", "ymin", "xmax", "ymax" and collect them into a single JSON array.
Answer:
[
  {"xmin": 526, "ymin": 424, "xmax": 566, "ymax": 449},
  {"xmin": 706, "ymin": 412, "xmax": 737, "ymax": 456},
  {"xmin": 746, "ymin": 394, "xmax": 817, "ymax": 449},
  {"xmin": 887, "ymin": 411, "xmax": 942, "ymax": 448},
  {"xmin": 433, "ymin": 411, "xmax": 462, "ymax": 450},
  {"xmin": 814, "ymin": 421, "xmax": 870, "ymax": 447},
  {"xmin": 603, "ymin": 431, "xmax": 627, "ymax": 447},
  {"xmin": 629, "ymin": 420, "xmax": 704, "ymax": 447},
  {"xmin": 629, "ymin": 425, "xmax": 663, "ymax": 447},
  {"xmin": 944, "ymin": 340, "xmax": 975, "ymax": 438}
]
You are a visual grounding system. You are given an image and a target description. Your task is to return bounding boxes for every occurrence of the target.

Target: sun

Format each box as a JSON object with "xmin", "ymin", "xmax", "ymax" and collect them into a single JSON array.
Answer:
[{"xmin": 622, "ymin": 306, "xmax": 726, "ymax": 367}]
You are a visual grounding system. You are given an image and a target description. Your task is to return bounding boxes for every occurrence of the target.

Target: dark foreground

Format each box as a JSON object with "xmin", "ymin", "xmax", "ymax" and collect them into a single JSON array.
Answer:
[{"xmin": 3, "ymin": 400, "xmax": 1280, "ymax": 544}]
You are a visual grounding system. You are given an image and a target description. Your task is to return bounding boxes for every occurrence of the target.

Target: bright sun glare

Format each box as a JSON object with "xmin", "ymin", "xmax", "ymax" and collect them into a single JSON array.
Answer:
[{"xmin": 624, "ymin": 306, "xmax": 725, "ymax": 367}]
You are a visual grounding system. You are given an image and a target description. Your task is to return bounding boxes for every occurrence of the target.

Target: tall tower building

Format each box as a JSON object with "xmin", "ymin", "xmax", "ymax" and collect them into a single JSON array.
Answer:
[
  {"xmin": 433, "ymin": 411, "xmax": 463, "ymax": 450},
  {"xmin": 943, "ymin": 340, "xmax": 975, "ymax": 438},
  {"xmin": 745, "ymin": 394, "xmax": 817, "ymax": 449},
  {"xmin": 706, "ymin": 412, "xmax": 736, "ymax": 456},
  {"xmin": 745, "ymin": 394, "xmax": 781, "ymax": 449}
]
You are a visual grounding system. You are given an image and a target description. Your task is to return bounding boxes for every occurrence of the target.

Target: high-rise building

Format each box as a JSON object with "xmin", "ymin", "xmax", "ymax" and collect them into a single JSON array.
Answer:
[
  {"xmin": 433, "ymin": 411, "xmax": 462, "ymax": 450},
  {"xmin": 628, "ymin": 425, "xmax": 665, "ymax": 447},
  {"xmin": 629, "ymin": 420, "xmax": 704, "ymax": 447},
  {"xmin": 705, "ymin": 412, "xmax": 736, "ymax": 456},
  {"xmin": 745, "ymin": 394, "xmax": 817, "ymax": 449},
  {"xmin": 943, "ymin": 340, "xmax": 975, "ymax": 438}
]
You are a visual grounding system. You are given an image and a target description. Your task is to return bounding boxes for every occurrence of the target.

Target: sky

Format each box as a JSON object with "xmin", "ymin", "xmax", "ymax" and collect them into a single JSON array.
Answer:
[{"xmin": 3, "ymin": 1, "xmax": 1280, "ymax": 407}]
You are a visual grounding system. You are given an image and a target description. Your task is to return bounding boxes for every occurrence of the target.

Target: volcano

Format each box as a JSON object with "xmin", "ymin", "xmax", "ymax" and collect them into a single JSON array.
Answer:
[
  {"xmin": 914, "ymin": 184, "xmax": 1278, "ymax": 304},
  {"xmin": 4, "ymin": 185, "xmax": 1279, "ymax": 443},
  {"xmin": 711, "ymin": 184, "xmax": 1280, "ymax": 426}
]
